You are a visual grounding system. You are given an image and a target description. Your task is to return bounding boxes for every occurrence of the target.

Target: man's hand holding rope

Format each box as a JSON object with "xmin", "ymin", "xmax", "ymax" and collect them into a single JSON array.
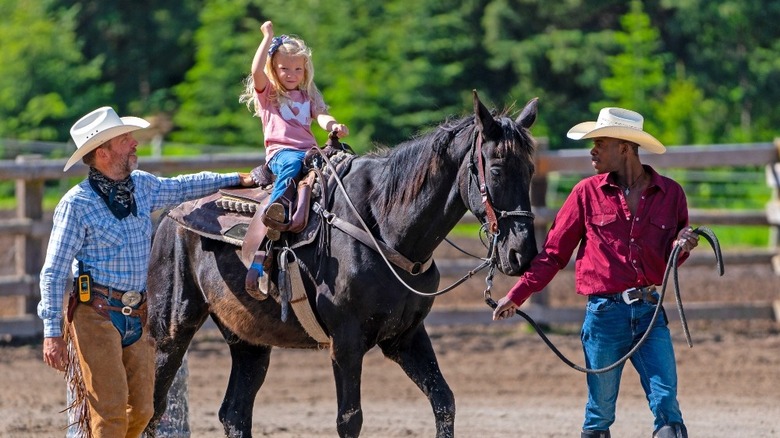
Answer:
[
  {"xmin": 493, "ymin": 225, "xmax": 699, "ymax": 322},
  {"xmin": 493, "ymin": 295, "xmax": 522, "ymax": 321},
  {"xmin": 675, "ymin": 226, "xmax": 699, "ymax": 254}
]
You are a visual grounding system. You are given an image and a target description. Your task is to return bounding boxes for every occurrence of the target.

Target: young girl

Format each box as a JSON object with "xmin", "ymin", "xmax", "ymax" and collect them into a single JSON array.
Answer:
[{"xmin": 240, "ymin": 21, "xmax": 348, "ymax": 242}]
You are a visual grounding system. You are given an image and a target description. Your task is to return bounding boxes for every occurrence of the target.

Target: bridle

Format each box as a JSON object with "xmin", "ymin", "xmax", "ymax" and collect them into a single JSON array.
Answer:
[
  {"xmin": 467, "ymin": 126, "xmax": 535, "ymax": 237},
  {"xmin": 459, "ymin": 125, "xmax": 536, "ymax": 300}
]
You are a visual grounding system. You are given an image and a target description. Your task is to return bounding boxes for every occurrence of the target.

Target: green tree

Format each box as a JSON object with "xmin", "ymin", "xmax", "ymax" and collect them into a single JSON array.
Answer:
[
  {"xmin": 652, "ymin": 68, "xmax": 719, "ymax": 146},
  {"xmin": 483, "ymin": 0, "xmax": 628, "ymax": 148},
  {"xmin": 661, "ymin": 0, "xmax": 780, "ymax": 142},
  {"xmin": 0, "ymin": 0, "xmax": 108, "ymax": 142},
  {"xmin": 595, "ymin": 0, "xmax": 665, "ymax": 121},
  {"xmin": 171, "ymin": 0, "xmax": 257, "ymax": 146},
  {"xmin": 51, "ymin": 0, "xmax": 202, "ymax": 115}
]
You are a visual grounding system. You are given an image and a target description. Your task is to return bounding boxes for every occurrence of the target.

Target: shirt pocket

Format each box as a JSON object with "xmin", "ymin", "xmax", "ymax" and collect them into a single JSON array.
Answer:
[
  {"xmin": 647, "ymin": 216, "xmax": 676, "ymax": 245},
  {"xmin": 86, "ymin": 222, "xmax": 125, "ymax": 258},
  {"xmin": 588, "ymin": 211, "xmax": 621, "ymax": 244}
]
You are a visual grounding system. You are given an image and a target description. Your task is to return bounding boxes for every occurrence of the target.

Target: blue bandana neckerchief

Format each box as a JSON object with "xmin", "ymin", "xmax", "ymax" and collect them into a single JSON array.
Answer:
[{"xmin": 88, "ymin": 167, "xmax": 137, "ymax": 220}]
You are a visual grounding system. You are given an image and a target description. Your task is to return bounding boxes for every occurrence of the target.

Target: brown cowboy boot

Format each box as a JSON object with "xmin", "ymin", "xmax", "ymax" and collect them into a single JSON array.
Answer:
[{"xmin": 262, "ymin": 202, "xmax": 286, "ymax": 241}]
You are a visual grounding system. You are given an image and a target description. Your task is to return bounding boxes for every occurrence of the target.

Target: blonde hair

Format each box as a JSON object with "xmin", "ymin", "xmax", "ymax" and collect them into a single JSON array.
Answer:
[{"xmin": 240, "ymin": 35, "xmax": 328, "ymax": 117}]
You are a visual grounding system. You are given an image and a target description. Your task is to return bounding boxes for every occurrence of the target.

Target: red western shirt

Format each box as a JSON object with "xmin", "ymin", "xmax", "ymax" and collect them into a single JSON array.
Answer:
[{"xmin": 507, "ymin": 165, "xmax": 689, "ymax": 305}]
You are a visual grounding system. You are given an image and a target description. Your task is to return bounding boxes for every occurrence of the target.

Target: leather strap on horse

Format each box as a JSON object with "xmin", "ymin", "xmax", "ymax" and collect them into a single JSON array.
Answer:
[
  {"xmin": 240, "ymin": 203, "xmax": 273, "ymax": 268},
  {"xmin": 473, "ymin": 128, "xmax": 500, "ymax": 234},
  {"xmin": 486, "ymin": 226, "xmax": 724, "ymax": 374},
  {"xmin": 309, "ymin": 140, "xmax": 434, "ymax": 276},
  {"xmin": 277, "ymin": 248, "xmax": 330, "ymax": 346},
  {"xmin": 314, "ymin": 203, "xmax": 433, "ymax": 275}
]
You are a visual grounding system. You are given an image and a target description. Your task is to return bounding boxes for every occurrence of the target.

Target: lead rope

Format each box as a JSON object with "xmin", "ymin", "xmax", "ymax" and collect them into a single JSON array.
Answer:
[
  {"xmin": 485, "ymin": 226, "xmax": 724, "ymax": 374},
  {"xmin": 313, "ymin": 145, "xmax": 496, "ymax": 297}
]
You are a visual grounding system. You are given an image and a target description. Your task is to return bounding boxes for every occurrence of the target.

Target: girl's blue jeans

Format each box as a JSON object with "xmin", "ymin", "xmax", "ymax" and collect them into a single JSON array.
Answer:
[
  {"xmin": 268, "ymin": 149, "xmax": 307, "ymax": 204},
  {"xmin": 581, "ymin": 294, "xmax": 683, "ymax": 432}
]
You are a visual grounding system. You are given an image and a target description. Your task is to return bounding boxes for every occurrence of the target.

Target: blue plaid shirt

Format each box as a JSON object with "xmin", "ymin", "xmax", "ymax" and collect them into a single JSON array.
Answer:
[{"xmin": 38, "ymin": 170, "xmax": 240, "ymax": 337}]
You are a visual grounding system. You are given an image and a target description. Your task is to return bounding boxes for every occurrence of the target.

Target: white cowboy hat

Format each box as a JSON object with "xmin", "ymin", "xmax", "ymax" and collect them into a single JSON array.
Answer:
[
  {"xmin": 566, "ymin": 107, "xmax": 666, "ymax": 154},
  {"xmin": 64, "ymin": 106, "xmax": 150, "ymax": 171}
]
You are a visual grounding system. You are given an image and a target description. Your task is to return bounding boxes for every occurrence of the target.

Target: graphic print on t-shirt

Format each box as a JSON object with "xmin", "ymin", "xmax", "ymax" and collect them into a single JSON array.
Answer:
[{"xmin": 280, "ymin": 100, "xmax": 311, "ymax": 126}]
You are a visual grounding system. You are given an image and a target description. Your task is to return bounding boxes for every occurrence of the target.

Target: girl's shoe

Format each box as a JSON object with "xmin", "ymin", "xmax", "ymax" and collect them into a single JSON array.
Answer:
[{"xmin": 264, "ymin": 202, "xmax": 286, "ymax": 241}]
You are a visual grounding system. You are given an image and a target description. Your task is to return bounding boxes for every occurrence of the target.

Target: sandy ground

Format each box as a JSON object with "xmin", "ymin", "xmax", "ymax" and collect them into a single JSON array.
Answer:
[{"xmin": 2, "ymin": 239, "xmax": 779, "ymax": 437}]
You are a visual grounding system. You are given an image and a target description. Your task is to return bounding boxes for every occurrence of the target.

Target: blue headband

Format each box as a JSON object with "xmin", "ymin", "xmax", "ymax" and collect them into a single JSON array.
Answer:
[{"xmin": 268, "ymin": 35, "xmax": 290, "ymax": 56}]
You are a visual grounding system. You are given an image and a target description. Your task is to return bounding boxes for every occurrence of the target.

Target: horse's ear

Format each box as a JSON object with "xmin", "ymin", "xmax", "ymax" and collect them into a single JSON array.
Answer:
[
  {"xmin": 472, "ymin": 89, "xmax": 494, "ymax": 132},
  {"xmin": 516, "ymin": 97, "xmax": 539, "ymax": 129}
]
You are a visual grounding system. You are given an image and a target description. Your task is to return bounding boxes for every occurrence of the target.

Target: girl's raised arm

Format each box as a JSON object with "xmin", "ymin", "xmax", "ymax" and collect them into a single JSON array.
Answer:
[{"xmin": 251, "ymin": 21, "xmax": 274, "ymax": 92}]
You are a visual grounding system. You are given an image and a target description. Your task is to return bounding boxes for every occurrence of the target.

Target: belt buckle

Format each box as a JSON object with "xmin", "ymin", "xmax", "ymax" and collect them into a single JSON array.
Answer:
[
  {"xmin": 621, "ymin": 288, "xmax": 639, "ymax": 304},
  {"xmin": 121, "ymin": 290, "xmax": 142, "ymax": 307},
  {"xmin": 121, "ymin": 306, "xmax": 133, "ymax": 316}
]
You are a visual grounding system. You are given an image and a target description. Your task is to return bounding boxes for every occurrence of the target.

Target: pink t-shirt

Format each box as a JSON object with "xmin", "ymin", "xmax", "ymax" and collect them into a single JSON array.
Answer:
[{"xmin": 256, "ymin": 86, "xmax": 319, "ymax": 161}]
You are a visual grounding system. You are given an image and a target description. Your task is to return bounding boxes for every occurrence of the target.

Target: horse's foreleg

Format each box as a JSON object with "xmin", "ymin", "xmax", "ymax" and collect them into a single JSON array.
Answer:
[
  {"xmin": 379, "ymin": 324, "xmax": 455, "ymax": 438},
  {"xmin": 218, "ymin": 335, "xmax": 272, "ymax": 438},
  {"xmin": 330, "ymin": 334, "xmax": 367, "ymax": 438}
]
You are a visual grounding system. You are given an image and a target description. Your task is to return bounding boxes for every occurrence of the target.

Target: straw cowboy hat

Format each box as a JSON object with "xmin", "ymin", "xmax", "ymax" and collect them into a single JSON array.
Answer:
[
  {"xmin": 64, "ymin": 106, "xmax": 150, "ymax": 171},
  {"xmin": 566, "ymin": 107, "xmax": 666, "ymax": 154}
]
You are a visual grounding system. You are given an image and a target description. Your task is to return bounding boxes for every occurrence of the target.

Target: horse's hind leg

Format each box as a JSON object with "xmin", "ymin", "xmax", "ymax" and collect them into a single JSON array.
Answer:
[
  {"xmin": 379, "ymin": 325, "xmax": 455, "ymax": 438},
  {"xmin": 215, "ymin": 322, "xmax": 273, "ymax": 438}
]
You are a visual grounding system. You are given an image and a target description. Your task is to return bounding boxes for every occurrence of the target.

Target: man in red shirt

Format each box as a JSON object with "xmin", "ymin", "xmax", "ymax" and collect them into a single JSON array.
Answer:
[{"xmin": 493, "ymin": 107, "xmax": 699, "ymax": 438}]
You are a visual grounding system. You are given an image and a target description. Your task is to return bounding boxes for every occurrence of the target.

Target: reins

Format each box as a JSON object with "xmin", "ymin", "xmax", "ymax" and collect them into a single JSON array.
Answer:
[
  {"xmin": 484, "ymin": 226, "xmax": 724, "ymax": 374},
  {"xmin": 311, "ymin": 126, "xmax": 533, "ymax": 297}
]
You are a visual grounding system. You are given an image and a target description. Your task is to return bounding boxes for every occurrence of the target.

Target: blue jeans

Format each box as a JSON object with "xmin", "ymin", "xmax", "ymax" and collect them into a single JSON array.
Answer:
[
  {"xmin": 268, "ymin": 149, "xmax": 307, "ymax": 204},
  {"xmin": 581, "ymin": 294, "xmax": 683, "ymax": 432},
  {"xmin": 107, "ymin": 296, "xmax": 143, "ymax": 347}
]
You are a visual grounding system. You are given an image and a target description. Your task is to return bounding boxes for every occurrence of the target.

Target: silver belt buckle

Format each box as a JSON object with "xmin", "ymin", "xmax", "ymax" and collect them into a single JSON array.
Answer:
[
  {"xmin": 121, "ymin": 290, "xmax": 142, "ymax": 307},
  {"xmin": 621, "ymin": 288, "xmax": 639, "ymax": 304}
]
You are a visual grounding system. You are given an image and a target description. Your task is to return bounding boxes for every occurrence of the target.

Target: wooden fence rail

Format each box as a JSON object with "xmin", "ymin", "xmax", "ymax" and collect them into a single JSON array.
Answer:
[{"xmin": 1, "ymin": 141, "xmax": 778, "ymax": 337}]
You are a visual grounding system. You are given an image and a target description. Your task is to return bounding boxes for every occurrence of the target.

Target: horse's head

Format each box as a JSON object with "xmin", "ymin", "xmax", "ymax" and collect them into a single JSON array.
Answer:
[{"xmin": 459, "ymin": 91, "xmax": 539, "ymax": 276}]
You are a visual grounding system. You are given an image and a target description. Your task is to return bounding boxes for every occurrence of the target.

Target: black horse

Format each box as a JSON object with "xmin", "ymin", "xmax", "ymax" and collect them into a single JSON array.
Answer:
[{"xmin": 145, "ymin": 93, "xmax": 539, "ymax": 438}]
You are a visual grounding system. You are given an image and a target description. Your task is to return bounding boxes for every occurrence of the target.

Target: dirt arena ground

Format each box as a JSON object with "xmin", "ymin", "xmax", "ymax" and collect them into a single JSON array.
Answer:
[{"xmin": 1, "ymin": 239, "xmax": 779, "ymax": 437}]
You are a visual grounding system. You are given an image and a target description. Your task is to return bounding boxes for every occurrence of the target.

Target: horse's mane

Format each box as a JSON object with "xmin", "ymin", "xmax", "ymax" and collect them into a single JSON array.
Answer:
[{"xmin": 368, "ymin": 109, "xmax": 535, "ymax": 219}]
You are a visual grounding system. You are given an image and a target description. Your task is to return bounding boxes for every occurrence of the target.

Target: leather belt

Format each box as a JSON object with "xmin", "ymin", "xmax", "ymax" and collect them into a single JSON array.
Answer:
[
  {"xmin": 89, "ymin": 296, "xmax": 148, "ymax": 319},
  {"xmin": 91, "ymin": 284, "xmax": 144, "ymax": 307},
  {"xmin": 600, "ymin": 285, "xmax": 658, "ymax": 305}
]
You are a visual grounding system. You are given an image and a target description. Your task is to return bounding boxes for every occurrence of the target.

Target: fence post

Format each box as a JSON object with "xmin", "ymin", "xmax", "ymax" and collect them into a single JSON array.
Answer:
[
  {"xmin": 767, "ymin": 139, "xmax": 780, "ymax": 275},
  {"xmin": 15, "ymin": 155, "xmax": 44, "ymax": 315},
  {"xmin": 530, "ymin": 140, "xmax": 550, "ymax": 310}
]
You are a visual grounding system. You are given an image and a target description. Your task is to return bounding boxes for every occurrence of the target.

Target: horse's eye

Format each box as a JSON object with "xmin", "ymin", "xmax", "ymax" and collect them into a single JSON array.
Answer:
[{"xmin": 490, "ymin": 168, "xmax": 501, "ymax": 178}]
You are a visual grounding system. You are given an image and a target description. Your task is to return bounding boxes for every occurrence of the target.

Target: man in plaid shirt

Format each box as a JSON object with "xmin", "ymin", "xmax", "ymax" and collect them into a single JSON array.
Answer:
[{"xmin": 38, "ymin": 106, "xmax": 254, "ymax": 437}]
